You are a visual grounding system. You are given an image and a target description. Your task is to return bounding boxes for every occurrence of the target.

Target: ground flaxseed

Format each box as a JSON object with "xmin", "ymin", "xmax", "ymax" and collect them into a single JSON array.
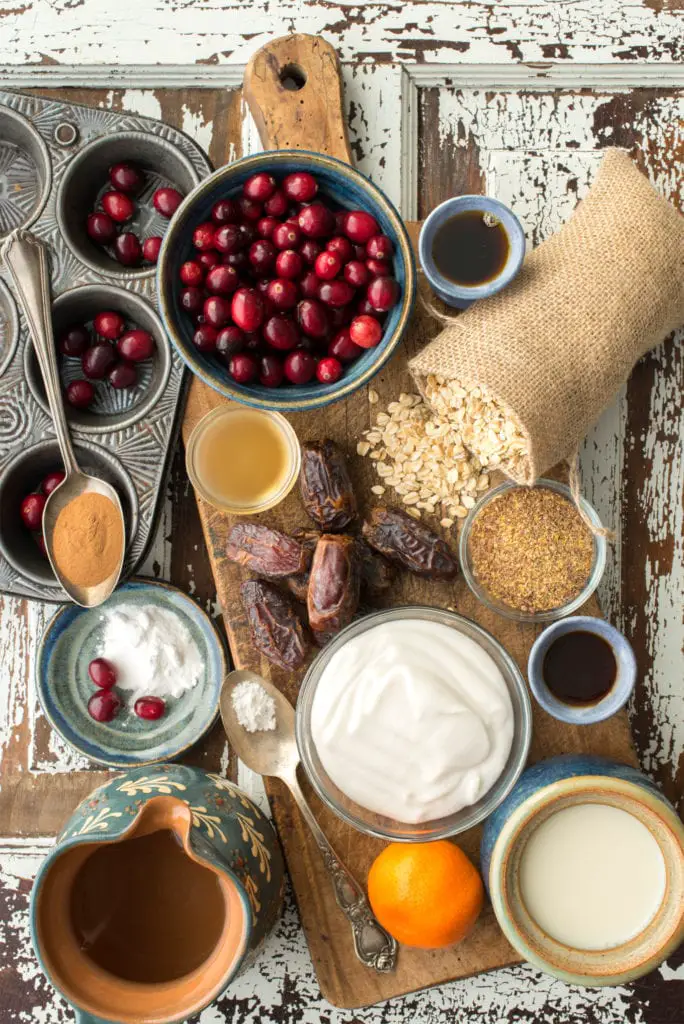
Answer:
[{"xmin": 468, "ymin": 486, "xmax": 594, "ymax": 614}]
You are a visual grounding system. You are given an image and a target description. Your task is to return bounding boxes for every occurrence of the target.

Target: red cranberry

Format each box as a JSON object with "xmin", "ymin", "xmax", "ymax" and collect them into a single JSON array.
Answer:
[
  {"xmin": 180, "ymin": 260, "xmax": 204, "ymax": 287},
  {"xmin": 153, "ymin": 187, "xmax": 183, "ymax": 217},
  {"xmin": 275, "ymin": 249, "xmax": 303, "ymax": 279},
  {"xmin": 82, "ymin": 343, "xmax": 116, "ymax": 379},
  {"xmin": 223, "ymin": 250, "xmax": 248, "ymax": 272},
  {"xmin": 88, "ymin": 690, "xmax": 121, "ymax": 723},
  {"xmin": 297, "ymin": 299, "xmax": 329, "ymax": 339},
  {"xmin": 367, "ymin": 234, "xmax": 394, "ymax": 261},
  {"xmin": 109, "ymin": 162, "xmax": 143, "ymax": 194},
  {"xmin": 134, "ymin": 696, "xmax": 166, "ymax": 720},
  {"xmin": 329, "ymin": 304, "xmax": 354, "ymax": 327},
  {"xmin": 357, "ymin": 295, "xmax": 382, "ymax": 317},
  {"xmin": 272, "ymin": 223, "xmax": 301, "ymax": 250},
  {"xmin": 113, "ymin": 232, "xmax": 142, "ymax": 267},
  {"xmin": 94, "ymin": 311, "xmax": 125, "ymax": 341},
  {"xmin": 198, "ymin": 250, "xmax": 220, "ymax": 270},
  {"xmin": 326, "ymin": 236, "xmax": 354, "ymax": 263},
  {"xmin": 117, "ymin": 329, "xmax": 155, "ymax": 362},
  {"xmin": 237, "ymin": 195, "xmax": 262, "ymax": 221},
  {"xmin": 180, "ymin": 286, "xmax": 204, "ymax": 315},
  {"xmin": 66, "ymin": 379, "xmax": 95, "ymax": 408},
  {"xmin": 229, "ymin": 351, "xmax": 258, "ymax": 384},
  {"xmin": 206, "ymin": 264, "xmax": 239, "ymax": 296},
  {"xmin": 59, "ymin": 325, "xmax": 90, "ymax": 357},
  {"xmin": 298, "ymin": 202, "xmax": 335, "ymax": 239},
  {"xmin": 88, "ymin": 657, "xmax": 117, "ymax": 689},
  {"xmin": 366, "ymin": 257, "xmax": 391, "ymax": 278},
  {"xmin": 344, "ymin": 260, "xmax": 369, "ymax": 288},
  {"xmin": 259, "ymin": 353, "xmax": 285, "ymax": 387},
  {"xmin": 215, "ymin": 326, "xmax": 245, "ymax": 362},
  {"xmin": 316, "ymin": 356, "xmax": 343, "ymax": 384},
  {"xmin": 214, "ymin": 224, "xmax": 242, "ymax": 254},
  {"xmin": 284, "ymin": 348, "xmax": 316, "ymax": 385},
  {"xmin": 243, "ymin": 332, "xmax": 263, "ymax": 352},
  {"xmin": 283, "ymin": 171, "xmax": 318, "ymax": 203},
  {"xmin": 264, "ymin": 189, "xmax": 288, "ymax": 217},
  {"xmin": 20, "ymin": 492, "xmax": 46, "ymax": 531},
  {"xmin": 335, "ymin": 210, "xmax": 348, "ymax": 233},
  {"xmin": 343, "ymin": 210, "xmax": 379, "ymax": 244},
  {"xmin": 108, "ymin": 362, "xmax": 137, "ymax": 389},
  {"xmin": 231, "ymin": 288, "xmax": 266, "ymax": 332},
  {"xmin": 314, "ymin": 251, "xmax": 341, "ymax": 280},
  {"xmin": 193, "ymin": 222, "xmax": 216, "ymax": 250},
  {"xmin": 300, "ymin": 270, "xmax": 320, "ymax": 299},
  {"xmin": 211, "ymin": 199, "xmax": 237, "ymax": 224},
  {"xmin": 243, "ymin": 172, "xmax": 276, "ymax": 201},
  {"xmin": 101, "ymin": 190, "xmax": 134, "ymax": 223},
  {"xmin": 354, "ymin": 244, "xmax": 367, "ymax": 261},
  {"xmin": 86, "ymin": 211, "xmax": 116, "ymax": 245},
  {"xmin": 248, "ymin": 239, "xmax": 276, "ymax": 274},
  {"xmin": 257, "ymin": 215, "xmax": 278, "ymax": 239},
  {"xmin": 367, "ymin": 276, "xmax": 400, "ymax": 312},
  {"xmin": 329, "ymin": 328, "xmax": 363, "ymax": 362},
  {"xmin": 350, "ymin": 314, "xmax": 383, "ymax": 348},
  {"xmin": 142, "ymin": 236, "xmax": 162, "ymax": 263},
  {"xmin": 203, "ymin": 296, "xmax": 232, "ymax": 328},
  {"xmin": 319, "ymin": 279, "xmax": 355, "ymax": 307},
  {"xmin": 193, "ymin": 324, "xmax": 218, "ymax": 352},
  {"xmin": 41, "ymin": 470, "xmax": 65, "ymax": 496},
  {"xmin": 266, "ymin": 278, "xmax": 298, "ymax": 311},
  {"xmin": 263, "ymin": 315, "xmax": 299, "ymax": 351},
  {"xmin": 238, "ymin": 222, "xmax": 257, "ymax": 247},
  {"xmin": 300, "ymin": 240, "xmax": 322, "ymax": 265}
]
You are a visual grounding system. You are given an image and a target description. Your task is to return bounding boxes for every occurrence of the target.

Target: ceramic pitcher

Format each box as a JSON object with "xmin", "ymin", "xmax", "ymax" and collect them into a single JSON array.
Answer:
[{"xmin": 30, "ymin": 764, "xmax": 285, "ymax": 1023}]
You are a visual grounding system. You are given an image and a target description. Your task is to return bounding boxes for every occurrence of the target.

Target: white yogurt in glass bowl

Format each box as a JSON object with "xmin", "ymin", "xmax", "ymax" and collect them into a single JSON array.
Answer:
[{"xmin": 296, "ymin": 607, "xmax": 532, "ymax": 841}]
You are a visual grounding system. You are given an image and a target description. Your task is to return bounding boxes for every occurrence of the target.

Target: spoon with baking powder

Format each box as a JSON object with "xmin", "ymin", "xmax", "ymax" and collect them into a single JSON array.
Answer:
[
  {"xmin": 220, "ymin": 668, "xmax": 397, "ymax": 973},
  {"xmin": 1, "ymin": 230, "xmax": 125, "ymax": 606}
]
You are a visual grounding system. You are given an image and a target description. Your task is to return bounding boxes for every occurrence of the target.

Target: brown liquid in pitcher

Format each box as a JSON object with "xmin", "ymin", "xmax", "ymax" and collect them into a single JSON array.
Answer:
[
  {"xmin": 431, "ymin": 210, "xmax": 510, "ymax": 286},
  {"xmin": 70, "ymin": 829, "xmax": 225, "ymax": 983}
]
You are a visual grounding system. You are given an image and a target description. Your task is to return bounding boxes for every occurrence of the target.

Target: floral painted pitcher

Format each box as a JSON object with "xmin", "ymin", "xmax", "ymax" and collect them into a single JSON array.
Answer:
[{"xmin": 30, "ymin": 764, "xmax": 285, "ymax": 1023}]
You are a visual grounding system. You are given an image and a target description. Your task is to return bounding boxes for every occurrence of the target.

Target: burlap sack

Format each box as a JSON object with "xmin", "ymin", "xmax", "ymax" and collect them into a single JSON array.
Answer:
[{"xmin": 410, "ymin": 148, "xmax": 684, "ymax": 485}]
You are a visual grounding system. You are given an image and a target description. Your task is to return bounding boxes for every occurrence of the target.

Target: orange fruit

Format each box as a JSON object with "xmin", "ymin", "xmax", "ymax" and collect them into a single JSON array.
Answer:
[{"xmin": 367, "ymin": 840, "xmax": 484, "ymax": 949}]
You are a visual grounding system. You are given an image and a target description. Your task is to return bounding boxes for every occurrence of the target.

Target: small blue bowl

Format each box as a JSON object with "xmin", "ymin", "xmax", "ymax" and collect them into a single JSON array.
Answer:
[
  {"xmin": 419, "ymin": 195, "xmax": 526, "ymax": 309},
  {"xmin": 36, "ymin": 579, "xmax": 226, "ymax": 767},
  {"xmin": 157, "ymin": 150, "xmax": 416, "ymax": 412},
  {"xmin": 528, "ymin": 615, "xmax": 637, "ymax": 725}
]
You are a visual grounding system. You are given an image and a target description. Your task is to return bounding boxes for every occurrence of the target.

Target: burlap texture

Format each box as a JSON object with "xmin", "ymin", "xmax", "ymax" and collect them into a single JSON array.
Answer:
[{"xmin": 410, "ymin": 149, "xmax": 684, "ymax": 484}]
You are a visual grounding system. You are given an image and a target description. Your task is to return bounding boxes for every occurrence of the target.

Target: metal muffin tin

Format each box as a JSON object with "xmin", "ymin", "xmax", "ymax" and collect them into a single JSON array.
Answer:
[{"xmin": 0, "ymin": 89, "xmax": 211, "ymax": 601}]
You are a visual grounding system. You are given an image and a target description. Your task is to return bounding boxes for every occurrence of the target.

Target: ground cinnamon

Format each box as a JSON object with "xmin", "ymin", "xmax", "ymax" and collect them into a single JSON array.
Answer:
[{"xmin": 52, "ymin": 492, "xmax": 124, "ymax": 589}]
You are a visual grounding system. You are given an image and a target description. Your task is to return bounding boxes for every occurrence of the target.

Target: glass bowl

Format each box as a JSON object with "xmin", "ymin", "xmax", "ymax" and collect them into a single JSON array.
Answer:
[
  {"xmin": 295, "ymin": 605, "xmax": 532, "ymax": 842},
  {"xmin": 459, "ymin": 479, "xmax": 607, "ymax": 624}
]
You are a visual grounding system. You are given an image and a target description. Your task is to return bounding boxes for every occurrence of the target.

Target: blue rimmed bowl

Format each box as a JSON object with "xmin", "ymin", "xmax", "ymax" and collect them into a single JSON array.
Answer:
[{"xmin": 157, "ymin": 150, "xmax": 416, "ymax": 412}]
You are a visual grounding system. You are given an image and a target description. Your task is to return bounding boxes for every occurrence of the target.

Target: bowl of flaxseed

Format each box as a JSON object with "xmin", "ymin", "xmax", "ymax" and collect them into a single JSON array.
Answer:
[{"xmin": 459, "ymin": 479, "xmax": 606, "ymax": 623}]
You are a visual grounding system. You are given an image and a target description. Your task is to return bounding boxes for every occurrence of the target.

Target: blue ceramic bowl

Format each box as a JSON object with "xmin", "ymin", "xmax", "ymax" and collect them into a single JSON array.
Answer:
[
  {"xmin": 157, "ymin": 151, "xmax": 416, "ymax": 412},
  {"xmin": 528, "ymin": 616, "xmax": 637, "ymax": 724},
  {"xmin": 36, "ymin": 579, "xmax": 226, "ymax": 767},
  {"xmin": 419, "ymin": 195, "xmax": 526, "ymax": 309}
]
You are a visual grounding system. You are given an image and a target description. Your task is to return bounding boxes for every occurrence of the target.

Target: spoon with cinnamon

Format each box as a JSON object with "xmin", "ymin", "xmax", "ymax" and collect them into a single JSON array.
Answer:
[{"xmin": 2, "ymin": 231, "xmax": 125, "ymax": 606}]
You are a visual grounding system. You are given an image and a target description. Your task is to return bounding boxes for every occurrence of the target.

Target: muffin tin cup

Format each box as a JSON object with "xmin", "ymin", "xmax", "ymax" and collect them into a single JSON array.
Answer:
[
  {"xmin": 0, "ymin": 106, "xmax": 52, "ymax": 238},
  {"xmin": 24, "ymin": 284, "xmax": 171, "ymax": 434}
]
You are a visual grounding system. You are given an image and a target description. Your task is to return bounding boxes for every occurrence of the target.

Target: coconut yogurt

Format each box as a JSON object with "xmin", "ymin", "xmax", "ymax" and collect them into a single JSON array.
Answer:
[{"xmin": 309, "ymin": 619, "xmax": 514, "ymax": 823}]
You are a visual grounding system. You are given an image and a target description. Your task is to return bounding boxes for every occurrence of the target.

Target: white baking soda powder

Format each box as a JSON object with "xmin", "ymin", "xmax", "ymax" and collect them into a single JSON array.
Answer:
[{"xmin": 232, "ymin": 681, "xmax": 277, "ymax": 733}]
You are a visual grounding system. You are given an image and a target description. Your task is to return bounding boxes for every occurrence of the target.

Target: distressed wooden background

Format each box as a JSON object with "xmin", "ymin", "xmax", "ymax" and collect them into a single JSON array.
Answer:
[{"xmin": 0, "ymin": 1, "xmax": 683, "ymax": 1022}]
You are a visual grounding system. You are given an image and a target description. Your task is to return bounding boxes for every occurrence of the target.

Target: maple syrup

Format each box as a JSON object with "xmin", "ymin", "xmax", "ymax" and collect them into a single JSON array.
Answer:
[{"xmin": 431, "ymin": 210, "xmax": 510, "ymax": 287}]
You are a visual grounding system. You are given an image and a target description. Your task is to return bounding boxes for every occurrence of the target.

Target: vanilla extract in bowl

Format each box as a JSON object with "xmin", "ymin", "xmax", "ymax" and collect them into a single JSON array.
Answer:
[
  {"xmin": 431, "ymin": 210, "xmax": 510, "ymax": 287},
  {"xmin": 542, "ymin": 630, "xmax": 617, "ymax": 706}
]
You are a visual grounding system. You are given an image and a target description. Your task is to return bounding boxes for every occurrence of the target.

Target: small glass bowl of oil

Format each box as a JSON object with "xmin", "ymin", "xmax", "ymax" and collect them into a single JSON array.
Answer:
[{"xmin": 186, "ymin": 405, "xmax": 301, "ymax": 515}]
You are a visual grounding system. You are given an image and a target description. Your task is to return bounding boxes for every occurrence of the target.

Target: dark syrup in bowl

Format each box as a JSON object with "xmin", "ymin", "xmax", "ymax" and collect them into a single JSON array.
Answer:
[
  {"xmin": 542, "ymin": 630, "xmax": 617, "ymax": 706},
  {"xmin": 431, "ymin": 210, "xmax": 510, "ymax": 287}
]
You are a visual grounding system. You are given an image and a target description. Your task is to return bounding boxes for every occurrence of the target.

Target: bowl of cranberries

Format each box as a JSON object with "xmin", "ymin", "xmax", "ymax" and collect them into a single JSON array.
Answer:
[{"xmin": 157, "ymin": 152, "xmax": 415, "ymax": 410}]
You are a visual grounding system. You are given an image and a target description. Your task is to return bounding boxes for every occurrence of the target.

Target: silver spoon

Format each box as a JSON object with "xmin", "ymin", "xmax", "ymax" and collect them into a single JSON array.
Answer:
[
  {"xmin": 220, "ymin": 669, "xmax": 397, "ymax": 973},
  {"xmin": 1, "ymin": 230, "xmax": 125, "ymax": 607}
]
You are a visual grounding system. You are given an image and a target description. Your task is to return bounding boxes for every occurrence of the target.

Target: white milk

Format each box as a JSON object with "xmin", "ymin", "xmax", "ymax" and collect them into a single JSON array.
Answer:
[{"xmin": 519, "ymin": 802, "xmax": 666, "ymax": 950}]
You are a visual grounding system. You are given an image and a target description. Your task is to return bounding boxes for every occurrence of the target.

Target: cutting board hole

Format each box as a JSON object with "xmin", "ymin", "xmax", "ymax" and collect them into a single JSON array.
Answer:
[{"xmin": 280, "ymin": 63, "xmax": 307, "ymax": 91}]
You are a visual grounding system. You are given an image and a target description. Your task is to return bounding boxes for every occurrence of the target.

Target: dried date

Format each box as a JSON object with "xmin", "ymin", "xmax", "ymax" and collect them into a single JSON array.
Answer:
[
  {"xmin": 354, "ymin": 538, "xmax": 395, "ymax": 594},
  {"xmin": 240, "ymin": 580, "xmax": 309, "ymax": 671},
  {"xmin": 307, "ymin": 534, "xmax": 360, "ymax": 643},
  {"xmin": 226, "ymin": 523, "xmax": 307, "ymax": 577},
  {"xmin": 299, "ymin": 440, "xmax": 357, "ymax": 531},
  {"xmin": 362, "ymin": 506, "xmax": 459, "ymax": 580},
  {"xmin": 283, "ymin": 528, "xmax": 320, "ymax": 601}
]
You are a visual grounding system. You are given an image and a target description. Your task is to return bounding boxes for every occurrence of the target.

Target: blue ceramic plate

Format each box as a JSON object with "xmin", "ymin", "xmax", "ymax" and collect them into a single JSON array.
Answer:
[{"xmin": 36, "ymin": 580, "xmax": 226, "ymax": 767}]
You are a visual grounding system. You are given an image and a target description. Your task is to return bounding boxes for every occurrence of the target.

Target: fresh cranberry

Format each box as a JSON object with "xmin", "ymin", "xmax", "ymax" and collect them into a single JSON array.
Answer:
[
  {"xmin": 117, "ymin": 329, "xmax": 155, "ymax": 361},
  {"xmin": 101, "ymin": 190, "xmax": 134, "ymax": 223},
  {"xmin": 59, "ymin": 325, "xmax": 90, "ymax": 357},
  {"xmin": 319, "ymin": 279, "xmax": 355, "ymax": 307},
  {"xmin": 299, "ymin": 240, "xmax": 322, "ymax": 265},
  {"xmin": 153, "ymin": 187, "xmax": 183, "ymax": 217},
  {"xmin": 367, "ymin": 234, "xmax": 394, "ymax": 261},
  {"xmin": 213, "ymin": 224, "xmax": 242, "ymax": 254},
  {"xmin": 300, "ymin": 270, "xmax": 320, "ymax": 299},
  {"xmin": 193, "ymin": 324, "xmax": 218, "ymax": 353},
  {"xmin": 367, "ymin": 276, "xmax": 400, "ymax": 312},
  {"xmin": 109, "ymin": 362, "xmax": 138, "ymax": 389},
  {"xmin": 297, "ymin": 299, "xmax": 329, "ymax": 338},
  {"xmin": 264, "ymin": 189, "xmax": 288, "ymax": 217},
  {"xmin": 237, "ymin": 195, "xmax": 262, "ymax": 221},
  {"xmin": 283, "ymin": 171, "xmax": 318, "ymax": 203},
  {"xmin": 211, "ymin": 199, "xmax": 237, "ymax": 224},
  {"xmin": 275, "ymin": 249, "xmax": 303, "ymax": 280},
  {"xmin": 316, "ymin": 356, "xmax": 343, "ymax": 384},
  {"xmin": 343, "ymin": 260, "xmax": 369, "ymax": 288},
  {"xmin": 284, "ymin": 348, "xmax": 316, "ymax": 385},
  {"xmin": 257, "ymin": 215, "xmax": 278, "ymax": 239},
  {"xmin": 356, "ymin": 295, "xmax": 381, "ymax": 317},
  {"xmin": 203, "ymin": 296, "xmax": 232, "ymax": 328},
  {"xmin": 198, "ymin": 250, "xmax": 220, "ymax": 270},
  {"xmin": 334, "ymin": 210, "xmax": 348, "ymax": 233},
  {"xmin": 329, "ymin": 328, "xmax": 363, "ymax": 362},
  {"xmin": 20, "ymin": 492, "xmax": 46, "ymax": 531},
  {"xmin": 326, "ymin": 236, "xmax": 354, "ymax": 263},
  {"xmin": 142, "ymin": 236, "xmax": 162, "ymax": 263},
  {"xmin": 366, "ymin": 257, "xmax": 391, "ymax": 278},
  {"xmin": 314, "ymin": 251, "xmax": 341, "ymax": 280},
  {"xmin": 35, "ymin": 533, "xmax": 47, "ymax": 556},
  {"xmin": 329, "ymin": 304, "xmax": 354, "ymax": 327},
  {"xmin": 238, "ymin": 222, "xmax": 257, "ymax": 247},
  {"xmin": 109, "ymin": 162, "xmax": 143, "ymax": 194},
  {"xmin": 350, "ymin": 314, "xmax": 383, "ymax": 348},
  {"xmin": 263, "ymin": 315, "xmax": 299, "ymax": 351},
  {"xmin": 134, "ymin": 696, "xmax": 166, "ymax": 720},
  {"xmin": 82, "ymin": 343, "xmax": 116, "ymax": 379},
  {"xmin": 298, "ymin": 202, "xmax": 335, "ymax": 239},
  {"xmin": 343, "ymin": 210, "xmax": 379, "ymax": 244},
  {"xmin": 272, "ymin": 223, "xmax": 301, "ymax": 250},
  {"xmin": 88, "ymin": 657, "xmax": 117, "ymax": 689},
  {"xmin": 66, "ymin": 379, "xmax": 95, "ymax": 408},
  {"xmin": 248, "ymin": 239, "xmax": 276, "ymax": 274},
  {"xmin": 266, "ymin": 278, "xmax": 298, "ymax": 311},
  {"xmin": 259, "ymin": 353, "xmax": 285, "ymax": 387},
  {"xmin": 193, "ymin": 222, "xmax": 216, "ymax": 250},
  {"xmin": 41, "ymin": 470, "xmax": 65, "ymax": 496},
  {"xmin": 231, "ymin": 288, "xmax": 266, "ymax": 332},
  {"xmin": 243, "ymin": 172, "xmax": 276, "ymax": 201},
  {"xmin": 88, "ymin": 690, "xmax": 121, "ymax": 723},
  {"xmin": 223, "ymin": 250, "xmax": 248, "ymax": 272},
  {"xmin": 296, "ymin": 335, "xmax": 318, "ymax": 354},
  {"xmin": 180, "ymin": 260, "xmax": 204, "ymax": 287},
  {"xmin": 113, "ymin": 232, "xmax": 142, "ymax": 267},
  {"xmin": 228, "ymin": 351, "xmax": 258, "ymax": 384},
  {"xmin": 94, "ymin": 311, "xmax": 125, "ymax": 341},
  {"xmin": 180, "ymin": 286, "xmax": 204, "ymax": 315},
  {"xmin": 215, "ymin": 326, "xmax": 245, "ymax": 362},
  {"xmin": 86, "ymin": 211, "xmax": 116, "ymax": 245},
  {"xmin": 243, "ymin": 332, "xmax": 263, "ymax": 352},
  {"xmin": 354, "ymin": 244, "xmax": 367, "ymax": 261},
  {"xmin": 205, "ymin": 264, "xmax": 239, "ymax": 296}
]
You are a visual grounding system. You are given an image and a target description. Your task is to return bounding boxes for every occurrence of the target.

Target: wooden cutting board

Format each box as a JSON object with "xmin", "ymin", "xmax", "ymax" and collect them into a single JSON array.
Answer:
[{"xmin": 182, "ymin": 33, "xmax": 637, "ymax": 1009}]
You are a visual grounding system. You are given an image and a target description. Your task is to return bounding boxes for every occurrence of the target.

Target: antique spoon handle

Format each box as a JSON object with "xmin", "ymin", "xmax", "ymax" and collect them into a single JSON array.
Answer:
[{"xmin": 284, "ymin": 770, "xmax": 397, "ymax": 972}]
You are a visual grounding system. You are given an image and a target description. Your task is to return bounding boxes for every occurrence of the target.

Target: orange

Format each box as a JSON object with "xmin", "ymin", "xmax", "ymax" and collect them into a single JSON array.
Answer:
[{"xmin": 367, "ymin": 840, "xmax": 484, "ymax": 949}]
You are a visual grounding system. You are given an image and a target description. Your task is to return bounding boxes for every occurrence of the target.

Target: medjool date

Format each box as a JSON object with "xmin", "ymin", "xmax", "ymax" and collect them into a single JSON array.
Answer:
[
  {"xmin": 226, "ymin": 523, "xmax": 307, "ymax": 577},
  {"xmin": 299, "ymin": 440, "xmax": 356, "ymax": 531},
  {"xmin": 283, "ymin": 528, "xmax": 320, "ymax": 601},
  {"xmin": 240, "ymin": 580, "xmax": 308, "ymax": 671},
  {"xmin": 354, "ymin": 538, "xmax": 395, "ymax": 594},
  {"xmin": 307, "ymin": 534, "xmax": 360, "ymax": 644},
  {"xmin": 362, "ymin": 506, "xmax": 459, "ymax": 580}
]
